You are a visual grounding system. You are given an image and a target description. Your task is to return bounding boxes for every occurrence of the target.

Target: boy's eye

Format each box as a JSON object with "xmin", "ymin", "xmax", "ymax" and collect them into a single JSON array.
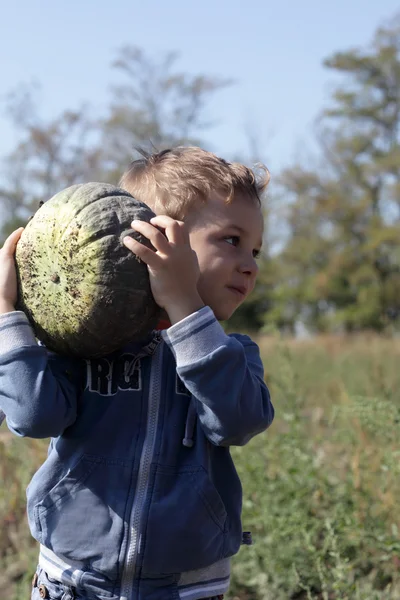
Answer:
[
  {"xmin": 225, "ymin": 236, "xmax": 261, "ymax": 259},
  {"xmin": 225, "ymin": 235, "xmax": 240, "ymax": 247}
]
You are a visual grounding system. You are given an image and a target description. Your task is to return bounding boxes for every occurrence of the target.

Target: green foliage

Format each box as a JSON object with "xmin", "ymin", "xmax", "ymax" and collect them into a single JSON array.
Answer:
[{"xmin": 226, "ymin": 335, "xmax": 400, "ymax": 599}]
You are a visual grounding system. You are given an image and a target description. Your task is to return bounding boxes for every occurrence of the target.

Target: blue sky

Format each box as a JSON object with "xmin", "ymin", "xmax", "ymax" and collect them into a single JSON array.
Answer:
[{"xmin": 1, "ymin": 0, "xmax": 399, "ymax": 175}]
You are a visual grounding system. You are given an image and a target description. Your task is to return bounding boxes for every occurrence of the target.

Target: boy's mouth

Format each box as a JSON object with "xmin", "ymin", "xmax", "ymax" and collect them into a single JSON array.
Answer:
[{"xmin": 227, "ymin": 285, "xmax": 247, "ymax": 298}]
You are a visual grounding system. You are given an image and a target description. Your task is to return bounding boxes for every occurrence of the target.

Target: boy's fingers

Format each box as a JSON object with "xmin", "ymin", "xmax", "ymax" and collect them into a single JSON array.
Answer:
[
  {"xmin": 1, "ymin": 228, "xmax": 24, "ymax": 255},
  {"xmin": 149, "ymin": 216, "xmax": 188, "ymax": 245},
  {"xmin": 150, "ymin": 215, "xmax": 181, "ymax": 227},
  {"xmin": 122, "ymin": 236, "xmax": 162, "ymax": 269},
  {"xmin": 130, "ymin": 220, "xmax": 170, "ymax": 253}
]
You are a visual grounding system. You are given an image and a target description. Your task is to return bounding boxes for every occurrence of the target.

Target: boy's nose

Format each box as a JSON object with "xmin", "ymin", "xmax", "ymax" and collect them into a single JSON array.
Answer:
[{"xmin": 239, "ymin": 256, "xmax": 259, "ymax": 277}]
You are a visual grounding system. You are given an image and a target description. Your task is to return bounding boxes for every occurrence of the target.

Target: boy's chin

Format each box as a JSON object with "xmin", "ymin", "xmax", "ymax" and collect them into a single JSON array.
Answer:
[{"xmin": 212, "ymin": 307, "xmax": 236, "ymax": 322}]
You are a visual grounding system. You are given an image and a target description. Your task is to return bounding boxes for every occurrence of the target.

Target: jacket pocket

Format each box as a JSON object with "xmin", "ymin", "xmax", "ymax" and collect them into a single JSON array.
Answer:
[
  {"xmin": 141, "ymin": 464, "xmax": 227, "ymax": 574},
  {"xmin": 34, "ymin": 454, "xmax": 132, "ymax": 582}
]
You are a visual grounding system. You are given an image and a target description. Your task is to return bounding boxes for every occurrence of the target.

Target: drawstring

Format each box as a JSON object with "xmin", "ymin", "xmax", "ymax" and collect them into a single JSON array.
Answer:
[
  {"xmin": 0, "ymin": 410, "xmax": 5, "ymax": 427},
  {"xmin": 182, "ymin": 397, "xmax": 197, "ymax": 448},
  {"xmin": 124, "ymin": 331, "xmax": 163, "ymax": 380}
]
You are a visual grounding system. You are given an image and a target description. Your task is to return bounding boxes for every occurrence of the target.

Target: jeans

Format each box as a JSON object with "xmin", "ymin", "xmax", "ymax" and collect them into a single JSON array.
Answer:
[{"xmin": 31, "ymin": 567, "xmax": 224, "ymax": 600}]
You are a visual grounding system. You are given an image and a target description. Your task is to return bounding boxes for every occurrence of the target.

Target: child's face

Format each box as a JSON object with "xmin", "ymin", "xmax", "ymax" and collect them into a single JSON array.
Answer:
[{"xmin": 187, "ymin": 193, "xmax": 264, "ymax": 321}]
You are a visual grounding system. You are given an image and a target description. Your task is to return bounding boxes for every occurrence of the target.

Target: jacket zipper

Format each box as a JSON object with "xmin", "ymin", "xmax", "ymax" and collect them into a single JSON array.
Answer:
[{"xmin": 120, "ymin": 344, "xmax": 163, "ymax": 600}]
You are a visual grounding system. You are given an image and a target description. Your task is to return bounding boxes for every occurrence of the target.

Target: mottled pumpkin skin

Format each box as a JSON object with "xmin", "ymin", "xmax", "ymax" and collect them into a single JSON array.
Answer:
[{"xmin": 15, "ymin": 182, "xmax": 160, "ymax": 358}]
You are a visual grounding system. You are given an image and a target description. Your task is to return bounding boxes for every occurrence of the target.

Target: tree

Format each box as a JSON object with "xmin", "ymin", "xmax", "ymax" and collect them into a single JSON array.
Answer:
[
  {"xmin": 269, "ymin": 15, "xmax": 400, "ymax": 333},
  {"xmin": 0, "ymin": 48, "xmax": 232, "ymax": 243},
  {"xmin": 100, "ymin": 46, "xmax": 231, "ymax": 182},
  {"xmin": 0, "ymin": 84, "xmax": 103, "ymax": 240}
]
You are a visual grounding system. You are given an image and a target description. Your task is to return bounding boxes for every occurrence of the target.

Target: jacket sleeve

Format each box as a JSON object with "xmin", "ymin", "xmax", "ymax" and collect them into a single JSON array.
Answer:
[
  {"xmin": 162, "ymin": 306, "xmax": 274, "ymax": 446},
  {"xmin": 0, "ymin": 311, "xmax": 80, "ymax": 438}
]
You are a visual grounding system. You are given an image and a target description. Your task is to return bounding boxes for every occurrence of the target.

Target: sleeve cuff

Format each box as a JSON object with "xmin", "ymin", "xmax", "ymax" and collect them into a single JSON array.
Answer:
[
  {"xmin": 0, "ymin": 311, "xmax": 38, "ymax": 354},
  {"xmin": 161, "ymin": 306, "xmax": 229, "ymax": 367}
]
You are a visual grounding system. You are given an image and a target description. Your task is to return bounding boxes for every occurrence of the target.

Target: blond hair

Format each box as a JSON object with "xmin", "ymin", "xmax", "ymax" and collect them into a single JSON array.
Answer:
[{"xmin": 119, "ymin": 146, "xmax": 270, "ymax": 220}]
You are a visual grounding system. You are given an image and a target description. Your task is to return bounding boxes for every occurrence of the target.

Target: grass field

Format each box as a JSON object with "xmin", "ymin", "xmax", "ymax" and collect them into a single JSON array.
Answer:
[{"xmin": 1, "ymin": 335, "xmax": 399, "ymax": 599}]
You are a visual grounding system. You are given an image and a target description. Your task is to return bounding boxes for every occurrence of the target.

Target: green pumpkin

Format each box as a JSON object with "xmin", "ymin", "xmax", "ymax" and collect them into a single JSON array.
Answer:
[{"xmin": 15, "ymin": 182, "xmax": 160, "ymax": 358}]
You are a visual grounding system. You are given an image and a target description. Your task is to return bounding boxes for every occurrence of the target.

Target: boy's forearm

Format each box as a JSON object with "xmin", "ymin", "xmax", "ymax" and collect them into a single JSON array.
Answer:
[
  {"xmin": 0, "ymin": 301, "xmax": 15, "ymax": 314},
  {"xmin": 0, "ymin": 311, "xmax": 37, "ymax": 353}
]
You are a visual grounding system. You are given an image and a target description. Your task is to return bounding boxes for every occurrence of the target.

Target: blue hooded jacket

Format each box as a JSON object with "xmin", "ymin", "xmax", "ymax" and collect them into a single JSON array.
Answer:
[{"xmin": 0, "ymin": 306, "xmax": 274, "ymax": 600}]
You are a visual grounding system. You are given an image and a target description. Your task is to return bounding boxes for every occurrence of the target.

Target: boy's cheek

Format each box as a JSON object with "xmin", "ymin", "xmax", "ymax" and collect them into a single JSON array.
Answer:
[{"xmin": 248, "ymin": 278, "xmax": 257, "ymax": 296}]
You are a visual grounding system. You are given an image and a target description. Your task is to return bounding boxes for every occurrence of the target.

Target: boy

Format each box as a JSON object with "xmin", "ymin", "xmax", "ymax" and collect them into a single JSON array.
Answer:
[{"xmin": 0, "ymin": 147, "xmax": 274, "ymax": 600}]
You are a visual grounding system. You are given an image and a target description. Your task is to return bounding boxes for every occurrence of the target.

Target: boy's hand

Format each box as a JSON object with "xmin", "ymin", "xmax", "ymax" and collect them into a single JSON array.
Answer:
[
  {"xmin": 123, "ymin": 216, "xmax": 204, "ymax": 325},
  {"xmin": 0, "ymin": 228, "xmax": 24, "ymax": 314}
]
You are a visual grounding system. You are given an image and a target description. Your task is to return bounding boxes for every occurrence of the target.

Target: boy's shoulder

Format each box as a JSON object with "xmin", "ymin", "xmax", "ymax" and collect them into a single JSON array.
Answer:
[
  {"xmin": 228, "ymin": 331, "xmax": 256, "ymax": 344},
  {"xmin": 227, "ymin": 331, "xmax": 261, "ymax": 353}
]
